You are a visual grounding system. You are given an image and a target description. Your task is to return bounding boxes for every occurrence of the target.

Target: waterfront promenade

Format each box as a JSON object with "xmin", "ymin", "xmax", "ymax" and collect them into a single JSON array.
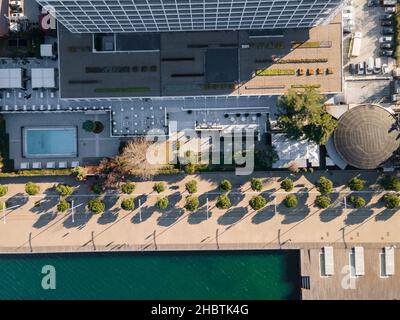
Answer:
[{"xmin": 0, "ymin": 170, "xmax": 398, "ymax": 253}]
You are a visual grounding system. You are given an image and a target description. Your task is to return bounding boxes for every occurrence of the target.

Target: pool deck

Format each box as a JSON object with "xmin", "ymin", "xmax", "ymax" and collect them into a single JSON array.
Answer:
[{"xmin": 0, "ymin": 170, "xmax": 399, "ymax": 299}]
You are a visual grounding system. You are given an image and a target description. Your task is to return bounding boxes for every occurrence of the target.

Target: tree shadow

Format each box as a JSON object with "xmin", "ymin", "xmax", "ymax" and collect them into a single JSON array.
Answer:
[
  {"xmin": 217, "ymin": 207, "xmax": 248, "ymax": 225},
  {"xmin": 279, "ymin": 193, "xmax": 310, "ymax": 224},
  {"xmin": 319, "ymin": 193, "xmax": 344, "ymax": 222},
  {"xmin": 344, "ymin": 208, "xmax": 375, "ymax": 225},
  {"xmin": 251, "ymin": 205, "xmax": 275, "ymax": 224},
  {"xmin": 33, "ymin": 212, "xmax": 58, "ymax": 229},
  {"xmin": 131, "ymin": 205, "xmax": 153, "ymax": 224},
  {"xmin": 6, "ymin": 193, "xmax": 28, "ymax": 209},
  {"xmin": 187, "ymin": 205, "xmax": 208, "ymax": 225},
  {"xmin": 375, "ymin": 208, "xmax": 397, "ymax": 221},
  {"xmin": 30, "ymin": 196, "xmax": 58, "ymax": 214},
  {"xmin": 97, "ymin": 210, "xmax": 119, "ymax": 225},
  {"xmin": 157, "ymin": 208, "xmax": 185, "ymax": 227},
  {"xmin": 62, "ymin": 197, "xmax": 93, "ymax": 229},
  {"xmin": 198, "ymin": 186, "xmax": 220, "ymax": 204}
]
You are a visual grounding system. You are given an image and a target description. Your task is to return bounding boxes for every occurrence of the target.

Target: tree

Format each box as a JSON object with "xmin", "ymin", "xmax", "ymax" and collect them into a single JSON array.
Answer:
[
  {"xmin": 156, "ymin": 197, "xmax": 169, "ymax": 210},
  {"xmin": 185, "ymin": 180, "xmax": 198, "ymax": 194},
  {"xmin": 0, "ymin": 185, "xmax": 7, "ymax": 197},
  {"xmin": 219, "ymin": 179, "xmax": 232, "ymax": 193},
  {"xmin": 121, "ymin": 182, "xmax": 135, "ymax": 194},
  {"xmin": 184, "ymin": 163, "xmax": 197, "ymax": 174},
  {"xmin": 277, "ymin": 88, "xmax": 337, "ymax": 145},
  {"xmin": 315, "ymin": 195, "xmax": 331, "ymax": 208},
  {"xmin": 281, "ymin": 178, "xmax": 294, "ymax": 192},
  {"xmin": 251, "ymin": 178, "xmax": 263, "ymax": 192},
  {"xmin": 316, "ymin": 176, "xmax": 333, "ymax": 195},
  {"xmin": 91, "ymin": 182, "xmax": 103, "ymax": 194},
  {"xmin": 381, "ymin": 175, "xmax": 400, "ymax": 192},
  {"xmin": 71, "ymin": 166, "xmax": 87, "ymax": 182},
  {"xmin": 216, "ymin": 194, "xmax": 231, "ymax": 209},
  {"xmin": 83, "ymin": 120, "xmax": 95, "ymax": 132},
  {"xmin": 0, "ymin": 201, "xmax": 5, "ymax": 210},
  {"xmin": 55, "ymin": 184, "xmax": 73, "ymax": 197},
  {"xmin": 87, "ymin": 198, "xmax": 105, "ymax": 214},
  {"xmin": 382, "ymin": 193, "xmax": 400, "ymax": 209},
  {"xmin": 25, "ymin": 182, "xmax": 40, "ymax": 196},
  {"xmin": 348, "ymin": 177, "xmax": 365, "ymax": 191},
  {"xmin": 121, "ymin": 198, "xmax": 135, "ymax": 211},
  {"xmin": 153, "ymin": 182, "xmax": 166, "ymax": 193},
  {"xmin": 255, "ymin": 146, "xmax": 279, "ymax": 169},
  {"xmin": 349, "ymin": 195, "xmax": 366, "ymax": 208},
  {"xmin": 283, "ymin": 194, "xmax": 298, "ymax": 208},
  {"xmin": 185, "ymin": 195, "xmax": 199, "ymax": 211},
  {"xmin": 57, "ymin": 199, "xmax": 71, "ymax": 213},
  {"xmin": 249, "ymin": 195, "xmax": 267, "ymax": 210},
  {"xmin": 97, "ymin": 138, "xmax": 165, "ymax": 188}
]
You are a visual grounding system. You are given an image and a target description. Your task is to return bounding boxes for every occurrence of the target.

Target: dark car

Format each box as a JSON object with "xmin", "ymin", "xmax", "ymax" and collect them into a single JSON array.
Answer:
[
  {"xmin": 368, "ymin": 0, "xmax": 380, "ymax": 6},
  {"xmin": 382, "ymin": 27, "xmax": 395, "ymax": 35},
  {"xmin": 349, "ymin": 63, "xmax": 356, "ymax": 74},
  {"xmin": 380, "ymin": 42, "xmax": 393, "ymax": 49},
  {"xmin": 380, "ymin": 50, "xmax": 393, "ymax": 56},
  {"xmin": 382, "ymin": 20, "xmax": 393, "ymax": 26}
]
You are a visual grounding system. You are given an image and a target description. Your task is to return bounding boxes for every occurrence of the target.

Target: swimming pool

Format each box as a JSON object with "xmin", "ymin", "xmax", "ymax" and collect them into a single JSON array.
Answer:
[{"xmin": 23, "ymin": 127, "xmax": 77, "ymax": 158}]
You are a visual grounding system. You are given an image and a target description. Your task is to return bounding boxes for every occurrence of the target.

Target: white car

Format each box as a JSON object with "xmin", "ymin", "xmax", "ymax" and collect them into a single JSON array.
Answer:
[
  {"xmin": 380, "ymin": 36, "xmax": 393, "ymax": 43},
  {"xmin": 382, "ymin": 63, "xmax": 389, "ymax": 74},
  {"xmin": 385, "ymin": 7, "xmax": 396, "ymax": 13}
]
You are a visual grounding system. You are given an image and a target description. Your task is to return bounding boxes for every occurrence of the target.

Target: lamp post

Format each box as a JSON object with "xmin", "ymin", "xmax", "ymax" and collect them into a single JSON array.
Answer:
[
  {"xmin": 139, "ymin": 199, "xmax": 142, "ymax": 222},
  {"xmin": 71, "ymin": 199, "xmax": 75, "ymax": 223}
]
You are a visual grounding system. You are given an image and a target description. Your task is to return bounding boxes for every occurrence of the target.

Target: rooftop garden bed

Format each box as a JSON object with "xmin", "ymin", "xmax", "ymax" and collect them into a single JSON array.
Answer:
[{"xmin": 256, "ymin": 69, "xmax": 296, "ymax": 76}]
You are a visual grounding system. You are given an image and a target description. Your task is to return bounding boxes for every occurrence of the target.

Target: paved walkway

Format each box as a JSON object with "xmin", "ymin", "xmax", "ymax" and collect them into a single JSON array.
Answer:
[{"xmin": 0, "ymin": 170, "xmax": 398, "ymax": 253}]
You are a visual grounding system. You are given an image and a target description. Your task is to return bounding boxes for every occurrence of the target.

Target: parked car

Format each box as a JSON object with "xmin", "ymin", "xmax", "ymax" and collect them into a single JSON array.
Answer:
[
  {"xmin": 368, "ymin": 0, "xmax": 380, "ymax": 6},
  {"xmin": 385, "ymin": 6, "xmax": 396, "ymax": 13},
  {"xmin": 382, "ymin": 63, "xmax": 389, "ymax": 74},
  {"xmin": 380, "ymin": 36, "xmax": 393, "ymax": 42},
  {"xmin": 374, "ymin": 58, "xmax": 382, "ymax": 74},
  {"xmin": 357, "ymin": 62, "xmax": 365, "ymax": 75},
  {"xmin": 380, "ymin": 42, "xmax": 393, "ymax": 49},
  {"xmin": 366, "ymin": 57, "xmax": 374, "ymax": 75},
  {"xmin": 349, "ymin": 63, "xmax": 356, "ymax": 74},
  {"xmin": 380, "ymin": 50, "xmax": 394, "ymax": 56},
  {"xmin": 382, "ymin": 13, "xmax": 394, "ymax": 20},
  {"xmin": 382, "ymin": 27, "xmax": 395, "ymax": 35},
  {"xmin": 382, "ymin": 20, "xmax": 393, "ymax": 26}
]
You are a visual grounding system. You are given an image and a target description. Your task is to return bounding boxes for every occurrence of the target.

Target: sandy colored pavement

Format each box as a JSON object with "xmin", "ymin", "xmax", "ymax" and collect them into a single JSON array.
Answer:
[{"xmin": 0, "ymin": 170, "xmax": 398, "ymax": 253}]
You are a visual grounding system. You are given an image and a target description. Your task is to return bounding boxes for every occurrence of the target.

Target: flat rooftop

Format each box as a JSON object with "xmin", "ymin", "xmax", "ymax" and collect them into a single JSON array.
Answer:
[{"xmin": 58, "ymin": 14, "xmax": 342, "ymax": 99}]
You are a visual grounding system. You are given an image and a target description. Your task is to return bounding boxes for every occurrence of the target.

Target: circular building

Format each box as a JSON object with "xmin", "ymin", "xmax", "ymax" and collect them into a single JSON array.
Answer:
[{"xmin": 334, "ymin": 105, "xmax": 399, "ymax": 169}]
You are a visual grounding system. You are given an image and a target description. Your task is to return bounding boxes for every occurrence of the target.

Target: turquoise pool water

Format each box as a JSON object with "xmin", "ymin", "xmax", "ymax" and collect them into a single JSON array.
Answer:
[
  {"xmin": 23, "ymin": 127, "xmax": 77, "ymax": 158},
  {"xmin": 0, "ymin": 251, "xmax": 300, "ymax": 300}
]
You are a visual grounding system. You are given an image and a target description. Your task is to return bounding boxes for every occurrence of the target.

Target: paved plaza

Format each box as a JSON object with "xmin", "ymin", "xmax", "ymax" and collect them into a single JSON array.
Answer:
[{"xmin": 0, "ymin": 170, "xmax": 398, "ymax": 253}]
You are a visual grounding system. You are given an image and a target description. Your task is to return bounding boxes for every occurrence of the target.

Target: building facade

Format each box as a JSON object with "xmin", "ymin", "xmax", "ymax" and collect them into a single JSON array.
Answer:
[{"xmin": 36, "ymin": 0, "xmax": 343, "ymax": 33}]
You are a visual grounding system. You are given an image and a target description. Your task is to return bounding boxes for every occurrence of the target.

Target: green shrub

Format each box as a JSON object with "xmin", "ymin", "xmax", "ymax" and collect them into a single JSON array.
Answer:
[
  {"xmin": 216, "ymin": 194, "xmax": 231, "ymax": 209},
  {"xmin": 0, "ymin": 201, "xmax": 5, "ymax": 210},
  {"xmin": 87, "ymin": 198, "xmax": 105, "ymax": 214},
  {"xmin": 0, "ymin": 185, "xmax": 8, "ymax": 197},
  {"xmin": 249, "ymin": 195, "xmax": 267, "ymax": 210},
  {"xmin": 281, "ymin": 178, "xmax": 294, "ymax": 192},
  {"xmin": 156, "ymin": 197, "xmax": 169, "ymax": 210},
  {"xmin": 55, "ymin": 184, "xmax": 73, "ymax": 197},
  {"xmin": 219, "ymin": 179, "xmax": 232, "ymax": 193},
  {"xmin": 185, "ymin": 180, "xmax": 198, "ymax": 194},
  {"xmin": 284, "ymin": 194, "xmax": 298, "ymax": 208},
  {"xmin": 251, "ymin": 178, "xmax": 263, "ymax": 191},
  {"xmin": 121, "ymin": 182, "xmax": 135, "ymax": 194},
  {"xmin": 316, "ymin": 176, "xmax": 333, "ymax": 195},
  {"xmin": 382, "ymin": 193, "xmax": 400, "ymax": 209},
  {"xmin": 349, "ymin": 195, "xmax": 366, "ymax": 208},
  {"xmin": 348, "ymin": 177, "xmax": 365, "ymax": 191},
  {"xmin": 381, "ymin": 175, "xmax": 400, "ymax": 192},
  {"xmin": 185, "ymin": 195, "xmax": 199, "ymax": 211},
  {"xmin": 153, "ymin": 182, "xmax": 166, "ymax": 193},
  {"xmin": 121, "ymin": 198, "xmax": 135, "ymax": 211},
  {"xmin": 256, "ymin": 69, "xmax": 296, "ymax": 76},
  {"xmin": 71, "ymin": 166, "xmax": 87, "ymax": 181},
  {"xmin": 57, "ymin": 199, "xmax": 71, "ymax": 213},
  {"xmin": 83, "ymin": 120, "xmax": 95, "ymax": 132},
  {"xmin": 91, "ymin": 182, "xmax": 103, "ymax": 194},
  {"xmin": 25, "ymin": 182, "xmax": 40, "ymax": 196},
  {"xmin": 184, "ymin": 163, "xmax": 196, "ymax": 174},
  {"xmin": 315, "ymin": 195, "xmax": 331, "ymax": 208}
]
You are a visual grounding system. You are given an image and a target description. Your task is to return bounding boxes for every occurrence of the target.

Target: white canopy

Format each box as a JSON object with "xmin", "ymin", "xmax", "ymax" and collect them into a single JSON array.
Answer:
[
  {"xmin": 384, "ymin": 246, "xmax": 395, "ymax": 276},
  {"xmin": 0, "ymin": 68, "xmax": 23, "ymax": 89},
  {"xmin": 40, "ymin": 44, "xmax": 53, "ymax": 57},
  {"xmin": 31, "ymin": 68, "xmax": 56, "ymax": 88}
]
